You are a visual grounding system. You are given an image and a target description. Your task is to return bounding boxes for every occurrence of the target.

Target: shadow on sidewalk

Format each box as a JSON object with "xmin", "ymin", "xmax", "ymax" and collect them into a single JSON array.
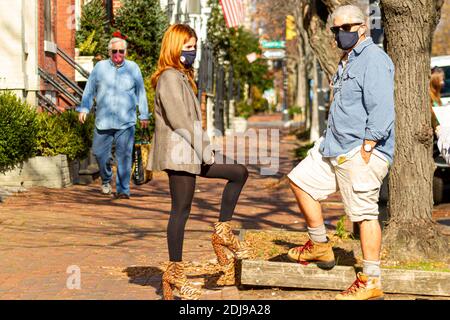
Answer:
[{"xmin": 123, "ymin": 265, "xmax": 228, "ymax": 299}]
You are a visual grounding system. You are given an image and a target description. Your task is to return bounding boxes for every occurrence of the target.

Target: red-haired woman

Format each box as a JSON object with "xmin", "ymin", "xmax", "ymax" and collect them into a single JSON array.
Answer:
[
  {"xmin": 148, "ymin": 24, "xmax": 251, "ymax": 300},
  {"xmin": 430, "ymin": 67, "xmax": 446, "ymax": 130}
]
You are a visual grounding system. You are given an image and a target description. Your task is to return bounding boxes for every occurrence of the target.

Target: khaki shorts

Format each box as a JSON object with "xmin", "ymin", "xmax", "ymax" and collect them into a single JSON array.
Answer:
[{"xmin": 287, "ymin": 137, "xmax": 389, "ymax": 222}]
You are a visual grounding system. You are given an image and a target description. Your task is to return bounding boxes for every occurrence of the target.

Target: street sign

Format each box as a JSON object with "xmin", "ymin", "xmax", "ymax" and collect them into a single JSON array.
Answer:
[
  {"xmin": 262, "ymin": 49, "xmax": 285, "ymax": 60},
  {"xmin": 261, "ymin": 40, "xmax": 285, "ymax": 49}
]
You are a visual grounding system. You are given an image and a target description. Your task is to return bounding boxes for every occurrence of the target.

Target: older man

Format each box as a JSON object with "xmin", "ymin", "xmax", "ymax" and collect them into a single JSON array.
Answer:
[
  {"xmin": 77, "ymin": 35, "xmax": 149, "ymax": 199},
  {"xmin": 286, "ymin": 5, "xmax": 395, "ymax": 300}
]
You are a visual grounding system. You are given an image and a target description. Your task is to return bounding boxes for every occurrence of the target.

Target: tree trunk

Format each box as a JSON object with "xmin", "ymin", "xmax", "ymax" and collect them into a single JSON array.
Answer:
[
  {"xmin": 310, "ymin": 57, "xmax": 321, "ymax": 141},
  {"xmin": 381, "ymin": 0, "xmax": 447, "ymax": 261},
  {"xmin": 293, "ymin": 1, "xmax": 313, "ymax": 126},
  {"xmin": 295, "ymin": 40, "xmax": 308, "ymax": 116},
  {"xmin": 301, "ymin": 0, "xmax": 350, "ymax": 81}
]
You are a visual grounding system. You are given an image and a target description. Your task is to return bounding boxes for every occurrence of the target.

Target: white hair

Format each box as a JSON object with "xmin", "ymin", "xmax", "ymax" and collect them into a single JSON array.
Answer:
[
  {"xmin": 330, "ymin": 5, "xmax": 367, "ymax": 25},
  {"xmin": 108, "ymin": 37, "xmax": 128, "ymax": 51}
]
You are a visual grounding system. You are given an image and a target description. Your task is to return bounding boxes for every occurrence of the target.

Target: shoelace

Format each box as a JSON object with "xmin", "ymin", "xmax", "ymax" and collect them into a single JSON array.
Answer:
[
  {"xmin": 343, "ymin": 277, "xmax": 366, "ymax": 295},
  {"xmin": 293, "ymin": 240, "xmax": 314, "ymax": 265}
]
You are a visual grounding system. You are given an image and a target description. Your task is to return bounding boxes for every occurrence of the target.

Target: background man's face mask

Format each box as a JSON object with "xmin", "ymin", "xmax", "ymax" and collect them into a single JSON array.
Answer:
[
  {"xmin": 335, "ymin": 29, "xmax": 361, "ymax": 50},
  {"xmin": 180, "ymin": 50, "xmax": 197, "ymax": 68},
  {"xmin": 111, "ymin": 49, "xmax": 125, "ymax": 65}
]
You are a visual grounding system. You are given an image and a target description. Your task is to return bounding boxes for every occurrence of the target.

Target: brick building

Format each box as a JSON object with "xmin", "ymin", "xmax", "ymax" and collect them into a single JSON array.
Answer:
[{"xmin": 0, "ymin": 0, "xmax": 78, "ymax": 110}]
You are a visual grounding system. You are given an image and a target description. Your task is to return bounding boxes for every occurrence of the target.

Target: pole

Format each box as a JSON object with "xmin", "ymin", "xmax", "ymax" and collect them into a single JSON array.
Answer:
[{"xmin": 282, "ymin": 58, "xmax": 289, "ymax": 121}]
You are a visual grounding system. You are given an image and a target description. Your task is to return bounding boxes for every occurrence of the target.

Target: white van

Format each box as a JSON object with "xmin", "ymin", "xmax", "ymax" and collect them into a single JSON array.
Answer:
[{"xmin": 431, "ymin": 55, "xmax": 450, "ymax": 105}]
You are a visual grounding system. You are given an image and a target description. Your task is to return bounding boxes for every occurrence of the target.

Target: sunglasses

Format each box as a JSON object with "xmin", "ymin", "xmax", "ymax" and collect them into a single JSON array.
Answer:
[
  {"xmin": 330, "ymin": 23, "xmax": 363, "ymax": 34},
  {"xmin": 111, "ymin": 49, "xmax": 125, "ymax": 54}
]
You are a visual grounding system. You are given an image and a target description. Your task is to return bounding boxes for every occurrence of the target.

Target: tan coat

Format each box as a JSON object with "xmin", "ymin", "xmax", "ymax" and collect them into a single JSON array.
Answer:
[{"xmin": 147, "ymin": 68, "xmax": 213, "ymax": 174}]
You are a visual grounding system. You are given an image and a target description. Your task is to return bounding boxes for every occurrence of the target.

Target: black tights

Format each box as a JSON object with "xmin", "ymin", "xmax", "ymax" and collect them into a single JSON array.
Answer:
[{"xmin": 166, "ymin": 163, "xmax": 249, "ymax": 262}]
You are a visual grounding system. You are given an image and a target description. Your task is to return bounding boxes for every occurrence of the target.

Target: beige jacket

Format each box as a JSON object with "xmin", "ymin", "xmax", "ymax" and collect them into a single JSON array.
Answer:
[{"xmin": 147, "ymin": 68, "xmax": 213, "ymax": 174}]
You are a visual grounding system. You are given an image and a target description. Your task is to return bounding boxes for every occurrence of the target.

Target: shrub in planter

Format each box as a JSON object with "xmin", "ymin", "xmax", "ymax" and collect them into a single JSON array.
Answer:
[
  {"xmin": 35, "ymin": 110, "xmax": 94, "ymax": 161},
  {"xmin": 0, "ymin": 92, "xmax": 38, "ymax": 172},
  {"xmin": 235, "ymin": 100, "xmax": 253, "ymax": 120},
  {"xmin": 250, "ymin": 86, "xmax": 269, "ymax": 114},
  {"xmin": 59, "ymin": 110, "xmax": 95, "ymax": 160}
]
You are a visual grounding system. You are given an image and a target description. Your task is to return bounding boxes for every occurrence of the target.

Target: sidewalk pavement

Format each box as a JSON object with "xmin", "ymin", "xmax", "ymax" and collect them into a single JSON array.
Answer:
[{"xmin": 0, "ymin": 113, "xmax": 448, "ymax": 300}]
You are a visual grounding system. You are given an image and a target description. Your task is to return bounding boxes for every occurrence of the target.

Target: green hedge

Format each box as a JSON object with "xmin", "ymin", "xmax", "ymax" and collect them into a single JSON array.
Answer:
[
  {"xmin": 35, "ymin": 110, "xmax": 94, "ymax": 161},
  {"xmin": 0, "ymin": 92, "xmax": 39, "ymax": 172},
  {"xmin": 0, "ymin": 92, "xmax": 95, "ymax": 172}
]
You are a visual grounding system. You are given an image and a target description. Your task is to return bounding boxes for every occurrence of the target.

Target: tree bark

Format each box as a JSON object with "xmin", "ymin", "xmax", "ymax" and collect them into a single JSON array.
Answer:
[
  {"xmin": 293, "ymin": 1, "xmax": 313, "ymax": 126},
  {"xmin": 310, "ymin": 57, "xmax": 321, "ymax": 141},
  {"xmin": 381, "ymin": 0, "xmax": 447, "ymax": 261},
  {"xmin": 301, "ymin": 0, "xmax": 351, "ymax": 81}
]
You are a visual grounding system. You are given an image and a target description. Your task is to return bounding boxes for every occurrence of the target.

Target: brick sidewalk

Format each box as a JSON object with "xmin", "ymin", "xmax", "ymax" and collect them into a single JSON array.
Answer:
[{"xmin": 0, "ymin": 114, "xmax": 448, "ymax": 300}]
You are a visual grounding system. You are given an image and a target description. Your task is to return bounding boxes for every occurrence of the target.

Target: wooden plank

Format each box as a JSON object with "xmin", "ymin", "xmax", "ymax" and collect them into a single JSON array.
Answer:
[{"xmin": 241, "ymin": 260, "xmax": 450, "ymax": 297}]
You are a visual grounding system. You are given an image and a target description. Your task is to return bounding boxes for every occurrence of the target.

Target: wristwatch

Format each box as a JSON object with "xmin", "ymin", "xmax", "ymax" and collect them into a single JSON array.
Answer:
[{"xmin": 363, "ymin": 144, "xmax": 373, "ymax": 152}]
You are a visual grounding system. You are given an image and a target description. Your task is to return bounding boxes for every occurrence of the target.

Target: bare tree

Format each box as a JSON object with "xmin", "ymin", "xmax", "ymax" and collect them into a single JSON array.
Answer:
[{"xmin": 381, "ymin": 0, "xmax": 448, "ymax": 261}]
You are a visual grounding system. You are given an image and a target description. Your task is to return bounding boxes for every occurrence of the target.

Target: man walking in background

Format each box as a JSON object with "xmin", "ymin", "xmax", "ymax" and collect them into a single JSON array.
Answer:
[
  {"xmin": 77, "ymin": 32, "xmax": 149, "ymax": 199},
  {"xmin": 286, "ymin": 5, "xmax": 395, "ymax": 300}
]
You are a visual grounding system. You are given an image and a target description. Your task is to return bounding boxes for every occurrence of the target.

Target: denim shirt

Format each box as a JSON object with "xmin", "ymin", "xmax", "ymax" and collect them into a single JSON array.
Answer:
[
  {"xmin": 76, "ymin": 59, "xmax": 149, "ymax": 130},
  {"xmin": 319, "ymin": 37, "xmax": 395, "ymax": 164}
]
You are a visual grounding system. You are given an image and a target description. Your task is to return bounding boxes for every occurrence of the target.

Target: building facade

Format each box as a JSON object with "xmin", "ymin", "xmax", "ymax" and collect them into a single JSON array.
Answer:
[{"xmin": 0, "ymin": 0, "xmax": 77, "ymax": 109}]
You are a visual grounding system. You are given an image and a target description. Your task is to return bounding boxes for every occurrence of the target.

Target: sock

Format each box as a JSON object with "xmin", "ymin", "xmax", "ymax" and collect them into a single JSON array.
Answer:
[
  {"xmin": 307, "ymin": 224, "xmax": 327, "ymax": 243},
  {"xmin": 363, "ymin": 259, "xmax": 381, "ymax": 278}
]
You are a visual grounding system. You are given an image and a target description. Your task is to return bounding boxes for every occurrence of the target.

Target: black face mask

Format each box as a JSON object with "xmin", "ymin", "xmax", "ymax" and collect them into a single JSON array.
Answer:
[
  {"xmin": 335, "ymin": 30, "xmax": 360, "ymax": 50},
  {"xmin": 180, "ymin": 50, "xmax": 197, "ymax": 68}
]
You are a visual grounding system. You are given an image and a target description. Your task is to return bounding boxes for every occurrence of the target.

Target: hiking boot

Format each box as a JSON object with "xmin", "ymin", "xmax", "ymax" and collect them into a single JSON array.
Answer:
[
  {"xmin": 287, "ymin": 239, "xmax": 335, "ymax": 269},
  {"xmin": 335, "ymin": 272, "xmax": 384, "ymax": 300},
  {"xmin": 101, "ymin": 183, "xmax": 112, "ymax": 195}
]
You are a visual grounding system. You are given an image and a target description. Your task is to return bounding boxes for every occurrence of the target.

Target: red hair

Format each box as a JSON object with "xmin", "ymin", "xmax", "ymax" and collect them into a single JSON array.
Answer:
[
  {"xmin": 430, "ymin": 68, "xmax": 444, "ymax": 106},
  {"xmin": 151, "ymin": 24, "xmax": 198, "ymax": 92}
]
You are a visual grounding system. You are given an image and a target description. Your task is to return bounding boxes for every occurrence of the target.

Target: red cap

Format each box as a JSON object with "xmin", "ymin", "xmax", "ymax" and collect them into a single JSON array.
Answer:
[{"xmin": 112, "ymin": 30, "xmax": 128, "ymax": 40}]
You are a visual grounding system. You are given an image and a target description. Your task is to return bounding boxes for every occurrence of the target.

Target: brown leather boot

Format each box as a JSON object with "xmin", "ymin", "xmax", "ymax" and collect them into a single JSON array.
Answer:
[
  {"xmin": 161, "ymin": 262, "xmax": 202, "ymax": 300},
  {"xmin": 335, "ymin": 272, "xmax": 384, "ymax": 300},
  {"xmin": 287, "ymin": 238, "xmax": 335, "ymax": 269}
]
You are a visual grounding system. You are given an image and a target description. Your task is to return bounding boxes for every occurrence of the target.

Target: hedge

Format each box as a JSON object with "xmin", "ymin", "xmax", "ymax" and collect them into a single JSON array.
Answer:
[
  {"xmin": 0, "ymin": 92, "xmax": 39, "ymax": 173},
  {"xmin": 0, "ymin": 92, "xmax": 95, "ymax": 172}
]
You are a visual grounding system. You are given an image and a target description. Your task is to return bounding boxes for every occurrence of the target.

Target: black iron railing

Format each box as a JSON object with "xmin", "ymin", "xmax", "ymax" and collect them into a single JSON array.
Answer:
[
  {"xmin": 36, "ymin": 91, "xmax": 62, "ymax": 114},
  {"xmin": 38, "ymin": 67, "xmax": 81, "ymax": 106},
  {"xmin": 57, "ymin": 47, "xmax": 91, "ymax": 80}
]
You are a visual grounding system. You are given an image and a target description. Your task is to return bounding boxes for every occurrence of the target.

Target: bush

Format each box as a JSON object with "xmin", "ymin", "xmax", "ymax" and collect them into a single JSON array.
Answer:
[
  {"xmin": 250, "ymin": 86, "xmax": 269, "ymax": 114},
  {"xmin": 235, "ymin": 100, "xmax": 253, "ymax": 119},
  {"xmin": 288, "ymin": 105, "xmax": 302, "ymax": 118},
  {"xmin": 135, "ymin": 77, "xmax": 156, "ymax": 141},
  {"xmin": 0, "ymin": 92, "xmax": 39, "ymax": 172},
  {"xmin": 76, "ymin": 0, "xmax": 109, "ymax": 58},
  {"xmin": 294, "ymin": 142, "xmax": 314, "ymax": 161},
  {"xmin": 114, "ymin": 0, "xmax": 169, "ymax": 78},
  {"xmin": 78, "ymin": 30, "xmax": 98, "ymax": 56},
  {"xmin": 35, "ymin": 110, "xmax": 94, "ymax": 161}
]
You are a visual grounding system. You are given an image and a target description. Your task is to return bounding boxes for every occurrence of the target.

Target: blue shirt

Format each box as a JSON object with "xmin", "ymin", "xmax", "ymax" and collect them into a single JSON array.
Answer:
[
  {"xmin": 77, "ymin": 59, "xmax": 149, "ymax": 130},
  {"xmin": 319, "ymin": 37, "xmax": 395, "ymax": 164}
]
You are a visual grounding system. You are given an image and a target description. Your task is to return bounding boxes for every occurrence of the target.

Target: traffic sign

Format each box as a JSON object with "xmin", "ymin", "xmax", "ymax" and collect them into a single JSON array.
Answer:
[
  {"xmin": 261, "ymin": 40, "xmax": 285, "ymax": 49},
  {"xmin": 262, "ymin": 49, "xmax": 286, "ymax": 60}
]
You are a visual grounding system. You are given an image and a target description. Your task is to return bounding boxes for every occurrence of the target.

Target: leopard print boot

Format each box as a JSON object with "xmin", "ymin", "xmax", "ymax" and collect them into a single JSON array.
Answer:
[
  {"xmin": 161, "ymin": 262, "xmax": 202, "ymax": 300},
  {"xmin": 211, "ymin": 222, "xmax": 252, "ymax": 286}
]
